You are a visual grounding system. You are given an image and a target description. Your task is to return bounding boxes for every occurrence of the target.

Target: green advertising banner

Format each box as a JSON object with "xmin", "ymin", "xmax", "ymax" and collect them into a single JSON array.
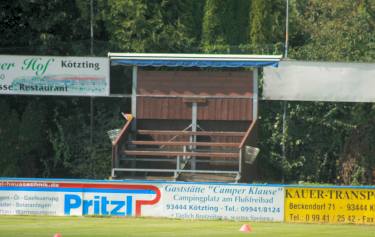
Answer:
[{"xmin": 0, "ymin": 55, "xmax": 109, "ymax": 96}]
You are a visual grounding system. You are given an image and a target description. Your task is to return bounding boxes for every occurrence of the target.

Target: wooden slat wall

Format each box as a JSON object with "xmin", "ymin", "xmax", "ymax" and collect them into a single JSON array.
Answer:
[
  {"xmin": 198, "ymin": 98, "xmax": 252, "ymax": 120},
  {"xmin": 137, "ymin": 97, "xmax": 192, "ymax": 119},
  {"xmin": 137, "ymin": 70, "xmax": 253, "ymax": 96},
  {"xmin": 136, "ymin": 70, "xmax": 254, "ymax": 121},
  {"xmin": 137, "ymin": 97, "xmax": 252, "ymax": 120}
]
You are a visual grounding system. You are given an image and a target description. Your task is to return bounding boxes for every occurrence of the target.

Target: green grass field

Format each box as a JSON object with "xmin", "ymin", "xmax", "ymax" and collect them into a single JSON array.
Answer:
[{"xmin": 0, "ymin": 216, "xmax": 374, "ymax": 237}]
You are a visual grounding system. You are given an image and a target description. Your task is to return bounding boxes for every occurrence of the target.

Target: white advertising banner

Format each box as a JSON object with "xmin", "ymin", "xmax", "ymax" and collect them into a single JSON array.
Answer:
[
  {"xmin": 145, "ymin": 183, "xmax": 284, "ymax": 221},
  {"xmin": 263, "ymin": 61, "xmax": 375, "ymax": 102},
  {"xmin": 0, "ymin": 55, "xmax": 109, "ymax": 96},
  {"xmin": 0, "ymin": 179, "xmax": 284, "ymax": 222}
]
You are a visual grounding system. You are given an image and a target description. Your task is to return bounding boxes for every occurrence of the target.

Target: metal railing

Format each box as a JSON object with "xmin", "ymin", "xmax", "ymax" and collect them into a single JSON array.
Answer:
[
  {"xmin": 111, "ymin": 113, "xmax": 133, "ymax": 174},
  {"xmin": 110, "ymin": 116, "xmax": 255, "ymax": 182}
]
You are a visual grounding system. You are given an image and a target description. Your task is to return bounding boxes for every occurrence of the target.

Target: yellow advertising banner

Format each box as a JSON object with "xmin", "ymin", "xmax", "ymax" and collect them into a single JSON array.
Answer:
[{"xmin": 285, "ymin": 187, "xmax": 375, "ymax": 224}]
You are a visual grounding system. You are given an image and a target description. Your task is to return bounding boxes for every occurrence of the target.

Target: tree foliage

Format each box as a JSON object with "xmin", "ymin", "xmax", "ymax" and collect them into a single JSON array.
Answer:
[
  {"xmin": 202, "ymin": 0, "xmax": 250, "ymax": 47},
  {"xmin": 249, "ymin": 0, "xmax": 273, "ymax": 45},
  {"xmin": 290, "ymin": 0, "xmax": 375, "ymax": 61},
  {"xmin": 106, "ymin": 0, "xmax": 200, "ymax": 52}
]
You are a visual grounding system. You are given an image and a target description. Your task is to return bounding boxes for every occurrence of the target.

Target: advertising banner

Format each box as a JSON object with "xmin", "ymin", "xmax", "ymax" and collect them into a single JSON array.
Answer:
[
  {"xmin": 263, "ymin": 61, "xmax": 375, "ymax": 102},
  {"xmin": 146, "ymin": 183, "xmax": 284, "ymax": 221},
  {"xmin": 285, "ymin": 187, "xmax": 375, "ymax": 225},
  {"xmin": 0, "ymin": 179, "xmax": 284, "ymax": 222},
  {"xmin": 0, "ymin": 180, "xmax": 159, "ymax": 217},
  {"xmin": 0, "ymin": 55, "xmax": 109, "ymax": 96}
]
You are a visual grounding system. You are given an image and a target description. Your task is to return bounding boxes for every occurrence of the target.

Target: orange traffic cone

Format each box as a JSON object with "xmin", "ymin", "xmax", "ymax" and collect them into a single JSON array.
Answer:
[{"xmin": 239, "ymin": 224, "xmax": 252, "ymax": 233}]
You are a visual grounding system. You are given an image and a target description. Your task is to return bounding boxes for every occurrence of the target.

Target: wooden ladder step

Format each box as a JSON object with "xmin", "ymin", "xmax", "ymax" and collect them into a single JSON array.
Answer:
[
  {"xmin": 178, "ymin": 173, "xmax": 237, "ymax": 182},
  {"xmin": 137, "ymin": 130, "xmax": 245, "ymax": 137},
  {"xmin": 128, "ymin": 140, "xmax": 240, "ymax": 147},
  {"xmin": 124, "ymin": 150, "xmax": 239, "ymax": 158}
]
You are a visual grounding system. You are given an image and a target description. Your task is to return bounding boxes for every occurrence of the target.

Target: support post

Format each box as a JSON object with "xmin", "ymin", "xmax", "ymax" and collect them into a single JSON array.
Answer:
[
  {"xmin": 237, "ymin": 151, "xmax": 242, "ymax": 183},
  {"xmin": 131, "ymin": 66, "xmax": 138, "ymax": 131},
  {"xmin": 89, "ymin": 0, "xmax": 95, "ymax": 176},
  {"xmin": 253, "ymin": 68, "xmax": 258, "ymax": 121},
  {"xmin": 111, "ymin": 145, "xmax": 119, "ymax": 178},
  {"xmin": 90, "ymin": 97, "xmax": 94, "ymax": 145},
  {"xmin": 282, "ymin": 0, "xmax": 289, "ymax": 182},
  {"xmin": 284, "ymin": 0, "xmax": 289, "ymax": 58},
  {"xmin": 131, "ymin": 66, "xmax": 138, "ymax": 176},
  {"xmin": 190, "ymin": 102, "xmax": 198, "ymax": 170},
  {"xmin": 282, "ymin": 101, "xmax": 287, "ymax": 183}
]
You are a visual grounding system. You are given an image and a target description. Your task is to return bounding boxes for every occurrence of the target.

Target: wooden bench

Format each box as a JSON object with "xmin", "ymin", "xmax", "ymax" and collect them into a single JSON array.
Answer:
[
  {"xmin": 127, "ymin": 140, "xmax": 240, "ymax": 147},
  {"xmin": 137, "ymin": 130, "xmax": 246, "ymax": 137},
  {"xmin": 124, "ymin": 150, "xmax": 239, "ymax": 158}
]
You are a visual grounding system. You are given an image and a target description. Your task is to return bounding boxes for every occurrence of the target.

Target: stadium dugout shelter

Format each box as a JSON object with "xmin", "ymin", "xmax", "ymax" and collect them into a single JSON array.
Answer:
[{"xmin": 108, "ymin": 53, "xmax": 281, "ymax": 182}]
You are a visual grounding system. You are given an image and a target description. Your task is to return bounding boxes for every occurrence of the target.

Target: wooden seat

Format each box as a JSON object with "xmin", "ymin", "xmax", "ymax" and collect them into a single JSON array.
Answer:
[
  {"xmin": 124, "ymin": 150, "xmax": 239, "ymax": 158},
  {"xmin": 127, "ymin": 140, "xmax": 240, "ymax": 147},
  {"xmin": 137, "ymin": 130, "xmax": 246, "ymax": 137}
]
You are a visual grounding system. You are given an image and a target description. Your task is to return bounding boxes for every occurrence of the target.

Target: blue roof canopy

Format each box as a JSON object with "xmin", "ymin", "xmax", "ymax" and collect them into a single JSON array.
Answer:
[{"xmin": 109, "ymin": 53, "xmax": 282, "ymax": 68}]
